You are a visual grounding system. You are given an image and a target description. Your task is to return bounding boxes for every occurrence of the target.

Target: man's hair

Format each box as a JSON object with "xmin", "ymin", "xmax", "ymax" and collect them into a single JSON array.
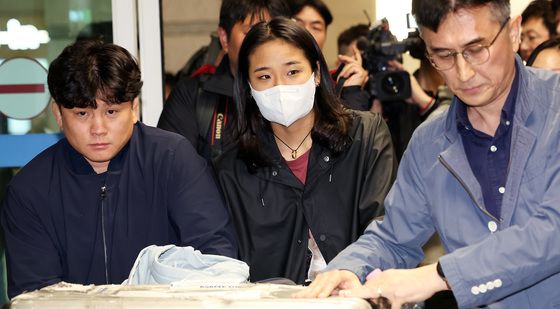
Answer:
[
  {"xmin": 219, "ymin": 0, "xmax": 291, "ymax": 37},
  {"xmin": 337, "ymin": 24, "xmax": 369, "ymax": 54},
  {"xmin": 48, "ymin": 40, "xmax": 142, "ymax": 109},
  {"xmin": 521, "ymin": 0, "xmax": 556, "ymax": 38},
  {"xmin": 412, "ymin": 0, "xmax": 510, "ymax": 32},
  {"xmin": 234, "ymin": 17, "xmax": 351, "ymax": 167},
  {"xmin": 526, "ymin": 37, "xmax": 560, "ymax": 65},
  {"xmin": 290, "ymin": 0, "xmax": 333, "ymax": 26}
]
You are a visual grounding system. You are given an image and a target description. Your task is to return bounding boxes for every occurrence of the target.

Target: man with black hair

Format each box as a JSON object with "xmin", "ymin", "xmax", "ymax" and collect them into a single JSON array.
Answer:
[
  {"xmin": 519, "ymin": 0, "xmax": 557, "ymax": 61},
  {"xmin": 158, "ymin": 0, "xmax": 291, "ymax": 160},
  {"xmin": 1, "ymin": 40, "xmax": 237, "ymax": 298},
  {"xmin": 290, "ymin": 0, "xmax": 332, "ymax": 50},
  {"xmin": 298, "ymin": 0, "xmax": 560, "ymax": 307}
]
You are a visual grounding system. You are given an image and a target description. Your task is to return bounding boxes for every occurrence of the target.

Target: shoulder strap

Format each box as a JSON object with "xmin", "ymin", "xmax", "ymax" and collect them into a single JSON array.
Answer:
[{"xmin": 194, "ymin": 75, "xmax": 218, "ymax": 143}]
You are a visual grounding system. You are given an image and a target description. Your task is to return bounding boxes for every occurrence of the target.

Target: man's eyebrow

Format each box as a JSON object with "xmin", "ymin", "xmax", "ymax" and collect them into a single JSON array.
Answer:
[
  {"xmin": 310, "ymin": 20, "xmax": 325, "ymax": 27},
  {"xmin": 523, "ymin": 29, "xmax": 540, "ymax": 36},
  {"xmin": 429, "ymin": 37, "xmax": 485, "ymax": 52}
]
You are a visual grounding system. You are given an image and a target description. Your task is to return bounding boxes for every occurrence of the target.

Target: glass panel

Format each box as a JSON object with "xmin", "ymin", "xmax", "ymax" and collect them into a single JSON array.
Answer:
[{"xmin": 0, "ymin": 0, "xmax": 112, "ymax": 303}]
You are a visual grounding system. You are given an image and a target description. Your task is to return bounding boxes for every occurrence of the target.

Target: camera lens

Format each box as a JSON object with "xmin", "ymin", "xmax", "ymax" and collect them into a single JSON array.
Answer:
[
  {"xmin": 381, "ymin": 73, "xmax": 404, "ymax": 94},
  {"xmin": 374, "ymin": 71, "xmax": 411, "ymax": 101}
]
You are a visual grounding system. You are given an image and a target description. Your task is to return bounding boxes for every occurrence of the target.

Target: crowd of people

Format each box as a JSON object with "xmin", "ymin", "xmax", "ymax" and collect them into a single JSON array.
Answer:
[{"xmin": 3, "ymin": 0, "xmax": 560, "ymax": 308}]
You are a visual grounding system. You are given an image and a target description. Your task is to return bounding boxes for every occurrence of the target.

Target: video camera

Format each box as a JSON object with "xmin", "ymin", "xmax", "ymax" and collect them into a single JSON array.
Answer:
[{"xmin": 358, "ymin": 15, "xmax": 423, "ymax": 101}]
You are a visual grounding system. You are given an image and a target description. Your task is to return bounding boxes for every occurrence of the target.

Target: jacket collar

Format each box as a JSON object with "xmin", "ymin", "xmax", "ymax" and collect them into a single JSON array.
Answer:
[{"xmin": 202, "ymin": 57, "xmax": 234, "ymax": 97}]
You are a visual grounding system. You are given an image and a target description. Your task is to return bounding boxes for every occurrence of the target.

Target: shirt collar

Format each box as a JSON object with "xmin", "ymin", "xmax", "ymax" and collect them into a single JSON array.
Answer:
[{"xmin": 456, "ymin": 63, "xmax": 519, "ymax": 130}]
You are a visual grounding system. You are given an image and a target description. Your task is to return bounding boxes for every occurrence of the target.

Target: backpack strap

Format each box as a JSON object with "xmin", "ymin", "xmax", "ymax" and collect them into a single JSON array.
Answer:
[
  {"xmin": 195, "ymin": 90, "xmax": 215, "ymax": 139},
  {"xmin": 194, "ymin": 75, "xmax": 221, "ymax": 156}
]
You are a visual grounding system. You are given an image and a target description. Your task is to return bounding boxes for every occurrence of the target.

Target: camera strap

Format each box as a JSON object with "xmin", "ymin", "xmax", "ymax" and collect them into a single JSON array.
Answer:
[
  {"xmin": 335, "ymin": 76, "xmax": 348, "ymax": 98},
  {"xmin": 331, "ymin": 63, "xmax": 347, "ymax": 98}
]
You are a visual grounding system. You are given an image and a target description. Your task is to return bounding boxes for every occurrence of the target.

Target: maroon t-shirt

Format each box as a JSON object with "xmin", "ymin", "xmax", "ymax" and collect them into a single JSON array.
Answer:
[{"xmin": 285, "ymin": 149, "xmax": 310, "ymax": 184}]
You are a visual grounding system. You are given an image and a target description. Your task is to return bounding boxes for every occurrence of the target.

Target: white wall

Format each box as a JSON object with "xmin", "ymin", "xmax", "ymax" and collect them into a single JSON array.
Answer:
[{"xmin": 511, "ymin": 0, "xmax": 534, "ymax": 17}]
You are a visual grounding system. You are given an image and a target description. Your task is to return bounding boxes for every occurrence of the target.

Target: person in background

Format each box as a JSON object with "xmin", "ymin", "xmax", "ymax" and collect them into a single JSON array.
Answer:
[
  {"xmin": 336, "ymin": 24, "xmax": 370, "ymax": 65},
  {"xmin": 290, "ymin": 0, "xmax": 331, "ymax": 50},
  {"xmin": 1, "ymin": 40, "xmax": 237, "ymax": 298},
  {"xmin": 526, "ymin": 37, "xmax": 560, "ymax": 70},
  {"xmin": 290, "ymin": 0, "xmax": 371, "ymax": 111},
  {"xmin": 158, "ymin": 0, "xmax": 291, "ymax": 161},
  {"xmin": 297, "ymin": 0, "xmax": 560, "ymax": 307},
  {"xmin": 553, "ymin": 0, "xmax": 560, "ymax": 34},
  {"xmin": 214, "ymin": 17, "xmax": 396, "ymax": 284},
  {"xmin": 519, "ymin": 0, "xmax": 556, "ymax": 61},
  {"xmin": 386, "ymin": 45, "xmax": 452, "ymax": 123},
  {"xmin": 337, "ymin": 22, "xmax": 450, "ymax": 160}
]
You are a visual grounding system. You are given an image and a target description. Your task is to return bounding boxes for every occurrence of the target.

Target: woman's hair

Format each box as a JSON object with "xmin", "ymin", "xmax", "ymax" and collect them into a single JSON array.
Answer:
[
  {"xmin": 234, "ymin": 17, "xmax": 351, "ymax": 167},
  {"xmin": 526, "ymin": 38, "xmax": 560, "ymax": 66}
]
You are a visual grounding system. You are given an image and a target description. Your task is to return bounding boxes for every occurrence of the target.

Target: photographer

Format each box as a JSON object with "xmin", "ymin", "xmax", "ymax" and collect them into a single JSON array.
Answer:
[
  {"xmin": 385, "ymin": 52, "xmax": 452, "ymax": 123},
  {"xmin": 340, "ymin": 20, "xmax": 451, "ymax": 160}
]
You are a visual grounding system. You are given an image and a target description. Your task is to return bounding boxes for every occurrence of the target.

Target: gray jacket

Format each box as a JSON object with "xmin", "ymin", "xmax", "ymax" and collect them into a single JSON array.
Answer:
[{"xmin": 327, "ymin": 57, "xmax": 560, "ymax": 308}]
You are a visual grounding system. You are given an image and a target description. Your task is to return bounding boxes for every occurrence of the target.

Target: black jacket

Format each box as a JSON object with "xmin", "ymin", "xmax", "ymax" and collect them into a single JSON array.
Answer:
[
  {"xmin": 214, "ymin": 111, "xmax": 396, "ymax": 283},
  {"xmin": 1, "ymin": 123, "xmax": 237, "ymax": 298},
  {"xmin": 158, "ymin": 58, "xmax": 371, "ymax": 161}
]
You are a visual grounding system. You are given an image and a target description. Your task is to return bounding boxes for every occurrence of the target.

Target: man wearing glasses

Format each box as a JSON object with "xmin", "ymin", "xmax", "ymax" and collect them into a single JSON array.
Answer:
[{"xmin": 296, "ymin": 0, "xmax": 560, "ymax": 308}]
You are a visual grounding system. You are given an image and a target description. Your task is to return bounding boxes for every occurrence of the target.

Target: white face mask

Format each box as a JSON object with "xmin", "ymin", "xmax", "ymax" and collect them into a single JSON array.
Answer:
[{"xmin": 249, "ymin": 73, "xmax": 316, "ymax": 127}]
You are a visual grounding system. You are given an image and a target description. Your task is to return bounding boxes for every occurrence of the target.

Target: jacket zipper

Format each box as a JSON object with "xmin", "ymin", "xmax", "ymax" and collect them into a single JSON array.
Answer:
[
  {"xmin": 438, "ymin": 155, "xmax": 499, "ymax": 222},
  {"xmin": 100, "ymin": 185, "xmax": 109, "ymax": 284}
]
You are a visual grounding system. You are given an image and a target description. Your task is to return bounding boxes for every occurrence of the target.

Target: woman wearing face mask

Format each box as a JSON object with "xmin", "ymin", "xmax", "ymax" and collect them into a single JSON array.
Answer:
[{"xmin": 213, "ymin": 17, "xmax": 396, "ymax": 284}]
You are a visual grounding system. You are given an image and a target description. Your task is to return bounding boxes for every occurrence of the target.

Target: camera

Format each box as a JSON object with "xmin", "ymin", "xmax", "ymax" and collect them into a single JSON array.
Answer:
[{"xmin": 357, "ymin": 16, "xmax": 424, "ymax": 101}]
